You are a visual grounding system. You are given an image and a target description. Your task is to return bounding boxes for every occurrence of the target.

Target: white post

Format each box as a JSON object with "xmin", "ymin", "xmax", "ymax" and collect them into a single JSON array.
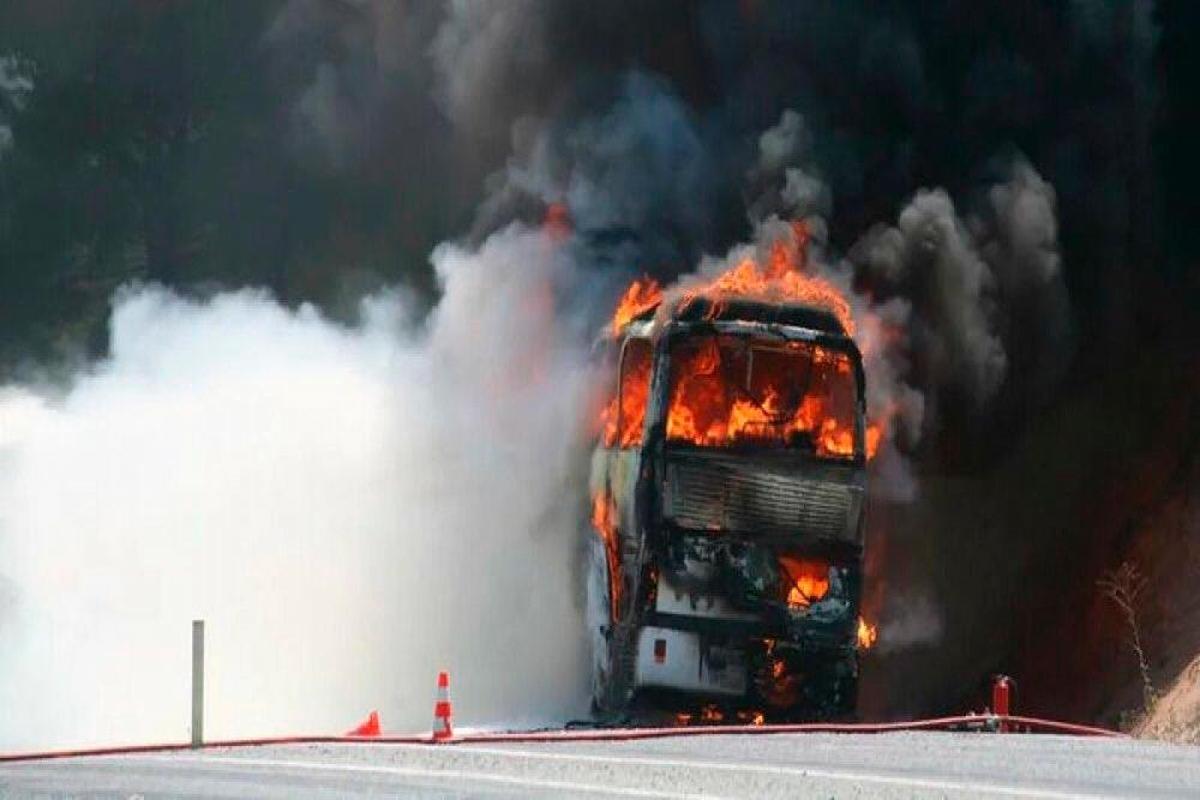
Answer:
[{"xmin": 191, "ymin": 620, "xmax": 204, "ymax": 748}]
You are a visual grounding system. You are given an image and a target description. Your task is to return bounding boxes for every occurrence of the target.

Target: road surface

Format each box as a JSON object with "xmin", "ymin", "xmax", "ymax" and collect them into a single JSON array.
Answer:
[{"xmin": 2, "ymin": 731, "xmax": 1198, "ymax": 798}]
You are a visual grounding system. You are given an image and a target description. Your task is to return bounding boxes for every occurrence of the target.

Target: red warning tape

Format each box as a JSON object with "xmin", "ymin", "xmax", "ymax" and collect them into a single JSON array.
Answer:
[{"xmin": 0, "ymin": 713, "xmax": 1124, "ymax": 763}]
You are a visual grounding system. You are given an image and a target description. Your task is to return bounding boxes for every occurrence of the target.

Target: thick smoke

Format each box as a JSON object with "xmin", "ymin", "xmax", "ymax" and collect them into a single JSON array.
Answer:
[
  {"xmin": 723, "ymin": 109, "xmax": 1068, "ymax": 473},
  {"xmin": 729, "ymin": 109, "xmax": 1070, "ymax": 649},
  {"xmin": 473, "ymin": 72, "xmax": 722, "ymax": 278},
  {"xmin": 875, "ymin": 591, "xmax": 944, "ymax": 655},
  {"xmin": 0, "ymin": 0, "xmax": 1167, "ymax": 737},
  {"xmin": 0, "ymin": 226, "xmax": 593, "ymax": 750},
  {"xmin": 266, "ymin": 0, "xmax": 447, "ymax": 172}
]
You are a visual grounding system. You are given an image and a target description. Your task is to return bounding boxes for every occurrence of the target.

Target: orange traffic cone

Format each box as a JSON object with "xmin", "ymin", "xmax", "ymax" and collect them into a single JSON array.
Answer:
[
  {"xmin": 432, "ymin": 671, "xmax": 453, "ymax": 741},
  {"xmin": 346, "ymin": 710, "xmax": 381, "ymax": 737}
]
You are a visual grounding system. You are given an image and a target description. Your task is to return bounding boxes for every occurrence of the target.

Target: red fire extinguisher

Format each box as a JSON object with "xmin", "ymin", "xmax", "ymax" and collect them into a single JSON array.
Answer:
[{"xmin": 992, "ymin": 674, "xmax": 1014, "ymax": 732}]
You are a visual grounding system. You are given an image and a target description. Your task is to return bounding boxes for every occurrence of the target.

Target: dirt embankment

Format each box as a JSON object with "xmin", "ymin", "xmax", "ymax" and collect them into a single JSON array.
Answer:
[
  {"xmin": 1138, "ymin": 655, "xmax": 1200, "ymax": 743},
  {"xmin": 1105, "ymin": 418, "xmax": 1200, "ymax": 741},
  {"xmin": 1035, "ymin": 335, "xmax": 1200, "ymax": 738},
  {"xmin": 860, "ymin": 325, "xmax": 1200, "ymax": 730}
]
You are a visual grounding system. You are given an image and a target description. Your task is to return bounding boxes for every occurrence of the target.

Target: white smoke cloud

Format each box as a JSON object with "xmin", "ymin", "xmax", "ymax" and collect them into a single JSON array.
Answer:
[
  {"xmin": 878, "ymin": 590, "xmax": 944, "ymax": 654},
  {"xmin": 0, "ymin": 224, "xmax": 592, "ymax": 751}
]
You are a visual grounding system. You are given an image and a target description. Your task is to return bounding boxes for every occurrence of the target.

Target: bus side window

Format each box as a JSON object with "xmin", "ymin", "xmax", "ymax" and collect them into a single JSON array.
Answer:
[{"xmin": 617, "ymin": 338, "xmax": 652, "ymax": 448}]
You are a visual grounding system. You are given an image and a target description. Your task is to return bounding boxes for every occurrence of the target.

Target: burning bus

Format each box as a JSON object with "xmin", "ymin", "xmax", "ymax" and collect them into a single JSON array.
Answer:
[{"xmin": 587, "ymin": 231, "xmax": 876, "ymax": 720}]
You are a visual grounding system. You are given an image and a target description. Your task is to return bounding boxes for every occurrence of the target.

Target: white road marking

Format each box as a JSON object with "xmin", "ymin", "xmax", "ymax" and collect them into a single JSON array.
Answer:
[
  {"xmin": 404, "ymin": 743, "xmax": 1113, "ymax": 800},
  {"xmin": 155, "ymin": 754, "xmax": 720, "ymax": 799}
]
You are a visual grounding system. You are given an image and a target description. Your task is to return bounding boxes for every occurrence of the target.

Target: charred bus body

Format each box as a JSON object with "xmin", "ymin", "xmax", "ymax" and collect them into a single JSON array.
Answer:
[{"xmin": 588, "ymin": 296, "xmax": 868, "ymax": 720}]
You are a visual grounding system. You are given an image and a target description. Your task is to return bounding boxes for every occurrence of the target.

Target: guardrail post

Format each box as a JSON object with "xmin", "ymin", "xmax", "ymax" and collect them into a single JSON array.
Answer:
[{"xmin": 191, "ymin": 620, "xmax": 205, "ymax": 748}]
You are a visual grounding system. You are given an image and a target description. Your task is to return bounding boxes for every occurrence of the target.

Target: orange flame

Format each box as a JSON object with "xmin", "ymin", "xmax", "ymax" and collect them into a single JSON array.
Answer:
[
  {"xmin": 779, "ymin": 557, "xmax": 830, "ymax": 607},
  {"xmin": 673, "ymin": 704, "xmax": 731, "ymax": 727},
  {"xmin": 857, "ymin": 616, "xmax": 878, "ymax": 650},
  {"xmin": 591, "ymin": 493, "xmax": 622, "ymax": 622},
  {"xmin": 705, "ymin": 252, "xmax": 855, "ymax": 337},
  {"xmin": 665, "ymin": 337, "xmax": 860, "ymax": 459},
  {"xmin": 600, "ymin": 340, "xmax": 652, "ymax": 447},
  {"xmin": 610, "ymin": 277, "xmax": 662, "ymax": 333},
  {"xmin": 603, "ymin": 220, "xmax": 886, "ymax": 460},
  {"xmin": 736, "ymin": 710, "xmax": 766, "ymax": 726},
  {"xmin": 865, "ymin": 423, "xmax": 883, "ymax": 460},
  {"xmin": 606, "ymin": 224, "xmax": 852, "ymax": 335}
]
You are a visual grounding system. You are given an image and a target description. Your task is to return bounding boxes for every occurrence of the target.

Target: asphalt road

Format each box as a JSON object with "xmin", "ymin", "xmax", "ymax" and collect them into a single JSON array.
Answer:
[{"xmin": 2, "ymin": 731, "xmax": 1198, "ymax": 799}]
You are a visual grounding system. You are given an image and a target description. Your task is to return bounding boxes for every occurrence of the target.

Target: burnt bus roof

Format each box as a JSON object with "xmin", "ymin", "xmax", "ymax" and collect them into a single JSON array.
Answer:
[
  {"xmin": 630, "ymin": 296, "xmax": 847, "ymax": 337},
  {"xmin": 675, "ymin": 296, "xmax": 846, "ymax": 334},
  {"xmin": 609, "ymin": 294, "xmax": 867, "ymax": 417}
]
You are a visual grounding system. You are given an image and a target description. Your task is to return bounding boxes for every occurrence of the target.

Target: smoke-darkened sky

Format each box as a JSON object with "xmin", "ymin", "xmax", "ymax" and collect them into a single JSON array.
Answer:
[
  {"xmin": 1, "ymin": 0, "xmax": 1196, "ymax": 372},
  {"xmin": 2, "ymin": 0, "xmax": 1199, "ymax": 731}
]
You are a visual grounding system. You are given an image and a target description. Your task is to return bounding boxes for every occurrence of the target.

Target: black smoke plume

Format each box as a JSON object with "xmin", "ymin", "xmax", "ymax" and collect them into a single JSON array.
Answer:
[{"xmin": 2, "ymin": 0, "xmax": 1195, "ymax": 723}]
